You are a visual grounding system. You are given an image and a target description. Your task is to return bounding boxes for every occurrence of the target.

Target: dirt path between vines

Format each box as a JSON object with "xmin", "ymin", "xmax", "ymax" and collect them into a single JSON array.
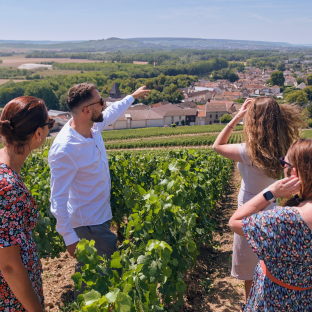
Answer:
[
  {"xmin": 41, "ymin": 163, "xmax": 243, "ymax": 311},
  {"xmin": 181, "ymin": 162, "xmax": 244, "ymax": 312}
]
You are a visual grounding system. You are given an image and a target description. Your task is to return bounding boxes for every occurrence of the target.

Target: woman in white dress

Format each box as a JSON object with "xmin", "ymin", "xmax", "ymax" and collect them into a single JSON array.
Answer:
[{"xmin": 212, "ymin": 96, "xmax": 303, "ymax": 310}]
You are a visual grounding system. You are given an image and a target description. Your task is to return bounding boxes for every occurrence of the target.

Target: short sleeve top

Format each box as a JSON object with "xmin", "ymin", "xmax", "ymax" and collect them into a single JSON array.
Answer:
[
  {"xmin": 0, "ymin": 163, "xmax": 44, "ymax": 310},
  {"xmin": 242, "ymin": 206, "xmax": 312, "ymax": 288}
]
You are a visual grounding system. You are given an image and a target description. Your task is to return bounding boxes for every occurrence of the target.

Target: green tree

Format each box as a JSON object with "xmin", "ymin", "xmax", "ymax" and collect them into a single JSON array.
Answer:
[
  {"xmin": 256, "ymin": 61, "xmax": 267, "ymax": 69},
  {"xmin": 307, "ymin": 74, "xmax": 312, "ymax": 86},
  {"xmin": 276, "ymin": 63, "xmax": 286, "ymax": 72},
  {"xmin": 236, "ymin": 98, "xmax": 245, "ymax": 104},
  {"xmin": 0, "ymin": 85, "xmax": 24, "ymax": 107},
  {"xmin": 24, "ymin": 81, "xmax": 59, "ymax": 110},
  {"xmin": 59, "ymin": 93, "xmax": 68, "ymax": 111},
  {"xmin": 303, "ymin": 86, "xmax": 312, "ymax": 101},
  {"xmin": 282, "ymin": 87, "xmax": 297, "ymax": 98},
  {"xmin": 144, "ymin": 89, "xmax": 163, "ymax": 104},
  {"xmin": 219, "ymin": 114, "xmax": 233, "ymax": 123},
  {"xmin": 296, "ymin": 77, "xmax": 305, "ymax": 85},
  {"xmin": 286, "ymin": 90, "xmax": 308, "ymax": 106},
  {"xmin": 270, "ymin": 71, "xmax": 285, "ymax": 86},
  {"xmin": 306, "ymin": 103, "xmax": 312, "ymax": 117}
]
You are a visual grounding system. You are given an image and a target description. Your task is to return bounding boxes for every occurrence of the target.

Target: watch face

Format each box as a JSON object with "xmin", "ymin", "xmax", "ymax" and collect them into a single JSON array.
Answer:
[{"xmin": 264, "ymin": 191, "xmax": 274, "ymax": 201}]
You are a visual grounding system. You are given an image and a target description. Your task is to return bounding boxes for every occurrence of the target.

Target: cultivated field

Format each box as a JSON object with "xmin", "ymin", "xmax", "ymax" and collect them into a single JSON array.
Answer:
[
  {"xmin": 0, "ymin": 78, "xmax": 27, "ymax": 85},
  {"xmin": 0, "ymin": 55, "xmax": 104, "ymax": 68}
]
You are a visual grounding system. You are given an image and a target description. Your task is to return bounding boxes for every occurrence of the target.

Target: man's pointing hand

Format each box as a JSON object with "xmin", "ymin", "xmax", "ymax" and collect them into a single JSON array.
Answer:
[{"xmin": 131, "ymin": 86, "xmax": 151, "ymax": 100}]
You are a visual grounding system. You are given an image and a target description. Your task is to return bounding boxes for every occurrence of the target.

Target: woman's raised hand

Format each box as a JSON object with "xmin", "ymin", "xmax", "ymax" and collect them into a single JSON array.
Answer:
[
  {"xmin": 235, "ymin": 98, "xmax": 253, "ymax": 120},
  {"xmin": 269, "ymin": 176, "xmax": 301, "ymax": 199}
]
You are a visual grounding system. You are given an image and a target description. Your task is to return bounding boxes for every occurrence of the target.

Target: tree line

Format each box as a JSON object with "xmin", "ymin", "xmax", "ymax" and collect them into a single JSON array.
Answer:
[
  {"xmin": 52, "ymin": 58, "xmax": 229, "ymax": 78},
  {"xmin": 0, "ymin": 72, "xmax": 198, "ymax": 110}
]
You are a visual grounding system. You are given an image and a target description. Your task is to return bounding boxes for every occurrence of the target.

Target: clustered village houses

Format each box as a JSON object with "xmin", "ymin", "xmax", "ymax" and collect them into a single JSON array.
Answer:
[{"xmin": 48, "ymin": 66, "xmax": 308, "ymax": 131}]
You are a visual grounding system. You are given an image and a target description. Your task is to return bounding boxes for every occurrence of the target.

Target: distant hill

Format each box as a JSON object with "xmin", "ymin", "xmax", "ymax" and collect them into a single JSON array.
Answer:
[
  {"xmin": 0, "ymin": 37, "xmax": 309, "ymax": 52},
  {"xmin": 0, "ymin": 38, "xmax": 151, "ymax": 52},
  {"xmin": 130, "ymin": 37, "xmax": 293, "ymax": 47},
  {"xmin": 0, "ymin": 40, "xmax": 83, "ymax": 44}
]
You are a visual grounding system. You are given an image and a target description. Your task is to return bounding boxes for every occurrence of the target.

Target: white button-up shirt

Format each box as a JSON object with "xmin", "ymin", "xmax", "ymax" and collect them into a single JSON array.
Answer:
[{"xmin": 48, "ymin": 95, "xmax": 134, "ymax": 246}]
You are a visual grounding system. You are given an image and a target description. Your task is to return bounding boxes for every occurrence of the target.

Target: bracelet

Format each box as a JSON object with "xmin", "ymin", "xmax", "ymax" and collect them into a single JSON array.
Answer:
[{"xmin": 227, "ymin": 124, "xmax": 234, "ymax": 129}]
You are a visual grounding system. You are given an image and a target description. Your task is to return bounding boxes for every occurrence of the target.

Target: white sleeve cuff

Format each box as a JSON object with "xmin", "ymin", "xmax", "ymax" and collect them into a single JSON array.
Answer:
[
  {"xmin": 63, "ymin": 231, "xmax": 79, "ymax": 246},
  {"xmin": 126, "ymin": 95, "xmax": 134, "ymax": 103}
]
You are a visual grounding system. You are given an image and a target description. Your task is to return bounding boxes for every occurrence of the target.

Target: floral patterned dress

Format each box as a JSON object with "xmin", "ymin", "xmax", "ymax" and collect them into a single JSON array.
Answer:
[
  {"xmin": 242, "ymin": 206, "xmax": 312, "ymax": 311},
  {"xmin": 0, "ymin": 163, "xmax": 44, "ymax": 311}
]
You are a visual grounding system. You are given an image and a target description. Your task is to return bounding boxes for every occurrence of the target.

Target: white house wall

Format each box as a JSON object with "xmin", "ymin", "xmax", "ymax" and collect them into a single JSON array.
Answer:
[
  {"xmin": 115, "ymin": 121, "xmax": 127, "ymax": 129},
  {"xmin": 164, "ymin": 116, "xmax": 172, "ymax": 125},
  {"xmin": 131, "ymin": 120, "xmax": 146, "ymax": 129},
  {"xmin": 147, "ymin": 119, "xmax": 164, "ymax": 127}
]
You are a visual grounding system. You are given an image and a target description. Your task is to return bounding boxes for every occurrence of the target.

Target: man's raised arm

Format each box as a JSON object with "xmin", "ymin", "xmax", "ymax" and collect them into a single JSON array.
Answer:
[{"xmin": 99, "ymin": 86, "xmax": 150, "ymax": 131}]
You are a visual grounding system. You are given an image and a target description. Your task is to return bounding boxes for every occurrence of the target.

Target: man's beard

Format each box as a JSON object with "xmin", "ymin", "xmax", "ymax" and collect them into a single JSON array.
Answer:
[{"xmin": 91, "ymin": 111, "xmax": 104, "ymax": 122}]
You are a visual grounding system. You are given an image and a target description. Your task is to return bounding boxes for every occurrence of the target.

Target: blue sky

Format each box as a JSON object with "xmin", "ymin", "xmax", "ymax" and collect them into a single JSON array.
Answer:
[{"xmin": 1, "ymin": 0, "xmax": 312, "ymax": 44}]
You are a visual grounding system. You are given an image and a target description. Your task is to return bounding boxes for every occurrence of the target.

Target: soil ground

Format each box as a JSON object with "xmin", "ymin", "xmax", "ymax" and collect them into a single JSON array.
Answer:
[
  {"xmin": 181, "ymin": 162, "xmax": 244, "ymax": 311},
  {"xmin": 41, "ymin": 163, "xmax": 244, "ymax": 311}
]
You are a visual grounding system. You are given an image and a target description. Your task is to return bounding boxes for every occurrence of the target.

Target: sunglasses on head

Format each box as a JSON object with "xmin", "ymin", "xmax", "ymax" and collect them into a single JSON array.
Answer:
[
  {"xmin": 41, "ymin": 117, "xmax": 55, "ymax": 130},
  {"xmin": 84, "ymin": 98, "xmax": 105, "ymax": 108},
  {"xmin": 279, "ymin": 156, "xmax": 293, "ymax": 168}
]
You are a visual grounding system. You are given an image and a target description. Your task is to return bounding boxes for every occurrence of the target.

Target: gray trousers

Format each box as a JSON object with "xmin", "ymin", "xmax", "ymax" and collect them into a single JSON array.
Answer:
[{"xmin": 73, "ymin": 220, "xmax": 117, "ymax": 300}]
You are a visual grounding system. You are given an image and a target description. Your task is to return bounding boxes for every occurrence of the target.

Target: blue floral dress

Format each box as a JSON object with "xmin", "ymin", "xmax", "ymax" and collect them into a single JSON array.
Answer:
[{"xmin": 242, "ymin": 206, "xmax": 312, "ymax": 311}]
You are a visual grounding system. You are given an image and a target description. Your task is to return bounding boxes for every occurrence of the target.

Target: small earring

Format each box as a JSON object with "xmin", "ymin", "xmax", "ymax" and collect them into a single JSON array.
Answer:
[{"xmin": 38, "ymin": 138, "xmax": 41, "ymax": 142}]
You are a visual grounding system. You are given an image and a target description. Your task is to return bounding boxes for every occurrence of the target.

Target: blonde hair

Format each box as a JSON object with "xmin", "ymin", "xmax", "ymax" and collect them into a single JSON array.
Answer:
[{"xmin": 244, "ymin": 97, "xmax": 304, "ymax": 179}]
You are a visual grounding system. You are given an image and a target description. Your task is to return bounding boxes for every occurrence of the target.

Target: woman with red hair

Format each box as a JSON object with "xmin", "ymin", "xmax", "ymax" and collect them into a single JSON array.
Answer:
[
  {"xmin": 229, "ymin": 139, "xmax": 312, "ymax": 310},
  {"xmin": 0, "ymin": 96, "xmax": 54, "ymax": 312}
]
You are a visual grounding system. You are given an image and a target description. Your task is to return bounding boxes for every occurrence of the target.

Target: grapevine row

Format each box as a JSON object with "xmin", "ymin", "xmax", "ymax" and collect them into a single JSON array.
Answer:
[
  {"xmin": 21, "ymin": 149, "xmax": 233, "ymax": 311},
  {"xmin": 102, "ymin": 124, "xmax": 244, "ymax": 141},
  {"xmin": 105, "ymin": 133, "xmax": 243, "ymax": 149}
]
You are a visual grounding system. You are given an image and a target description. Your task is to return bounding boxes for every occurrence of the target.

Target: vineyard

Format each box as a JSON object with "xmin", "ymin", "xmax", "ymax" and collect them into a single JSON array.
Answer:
[
  {"xmin": 101, "ymin": 124, "xmax": 244, "ymax": 141},
  {"xmin": 21, "ymin": 148, "xmax": 232, "ymax": 311},
  {"xmin": 105, "ymin": 133, "xmax": 244, "ymax": 149}
]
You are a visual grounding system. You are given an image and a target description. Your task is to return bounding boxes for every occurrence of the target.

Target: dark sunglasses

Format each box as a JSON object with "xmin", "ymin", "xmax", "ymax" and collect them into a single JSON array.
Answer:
[
  {"xmin": 84, "ymin": 98, "xmax": 105, "ymax": 109},
  {"xmin": 41, "ymin": 118, "xmax": 55, "ymax": 130},
  {"xmin": 279, "ymin": 156, "xmax": 293, "ymax": 168}
]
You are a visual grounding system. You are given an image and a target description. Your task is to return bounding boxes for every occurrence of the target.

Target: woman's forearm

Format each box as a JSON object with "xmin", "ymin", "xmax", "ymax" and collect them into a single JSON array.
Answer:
[
  {"xmin": 229, "ymin": 176, "xmax": 300, "ymax": 236},
  {"xmin": 1, "ymin": 252, "xmax": 43, "ymax": 312},
  {"xmin": 212, "ymin": 116, "xmax": 240, "ymax": 149},
  {"xmin": 229, "ymin": 192, "xmax": 270, "ymax": 236}
]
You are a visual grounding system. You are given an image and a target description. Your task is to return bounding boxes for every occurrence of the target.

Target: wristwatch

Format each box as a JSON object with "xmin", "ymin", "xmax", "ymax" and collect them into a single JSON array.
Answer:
[{"xmin": 263, "ymin": 188, "xmax": 276, "ymax": 203}]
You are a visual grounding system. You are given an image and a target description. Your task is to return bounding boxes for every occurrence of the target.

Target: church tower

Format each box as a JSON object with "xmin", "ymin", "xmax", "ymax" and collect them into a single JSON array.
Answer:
[{"xmin": 109, "ymin": 83, "xmax": 122, "ymax": 99}]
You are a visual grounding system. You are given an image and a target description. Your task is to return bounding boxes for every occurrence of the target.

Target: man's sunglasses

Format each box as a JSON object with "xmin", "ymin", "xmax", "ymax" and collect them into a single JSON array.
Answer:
[
  {"xmin": 41, "ymin": 118, "xmax": 55, "ymax": 130},
  {"xmin": 84, "ymin": 98, "xmax": 105, "ymax": 108},
  {"xmin": 279, "ymin": 156, "xmax": 293, "ymax": 168}
]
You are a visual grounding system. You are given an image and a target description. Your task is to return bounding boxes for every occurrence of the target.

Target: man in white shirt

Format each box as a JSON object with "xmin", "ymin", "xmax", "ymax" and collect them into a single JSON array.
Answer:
[{"xmin": 48, "ymin": 83, "xmax": 150, "ymax": 261}]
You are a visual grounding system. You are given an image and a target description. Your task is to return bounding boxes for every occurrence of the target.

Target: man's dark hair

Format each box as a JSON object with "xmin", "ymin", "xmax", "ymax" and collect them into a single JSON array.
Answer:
[{"xmin": 67, "ymin": 83, "xmax": 96, "ymax": 111}]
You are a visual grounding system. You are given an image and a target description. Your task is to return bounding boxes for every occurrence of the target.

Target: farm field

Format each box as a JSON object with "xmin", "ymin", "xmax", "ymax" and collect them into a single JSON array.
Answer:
[
  {"xmin": 22, "ymin": 148, "xmax": 234, "ymax": 311},
  {"xmin": 0, "ymin": 78, "xmax": 27, "ymax": 84},
  {"xmin": 0, "ymin": 55, "xmax": 104, "ymax": 68}
]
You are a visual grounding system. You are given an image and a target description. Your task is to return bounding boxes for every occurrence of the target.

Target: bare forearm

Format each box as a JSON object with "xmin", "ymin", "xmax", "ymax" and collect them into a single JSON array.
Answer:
[
  {"xmin": 1, "ymin": 263, "xmax": 43, "ymax": 312},
  {"xmin": 229, "ymin": 193, "xmax": 270, "ymax": 236},
  {"xmin": 213, "ymin": 116, "xmax": 239, "ymax": 149},
  {"xmin": 229, "ymin": 176, "xmax": 301, "ymax": 236}
]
